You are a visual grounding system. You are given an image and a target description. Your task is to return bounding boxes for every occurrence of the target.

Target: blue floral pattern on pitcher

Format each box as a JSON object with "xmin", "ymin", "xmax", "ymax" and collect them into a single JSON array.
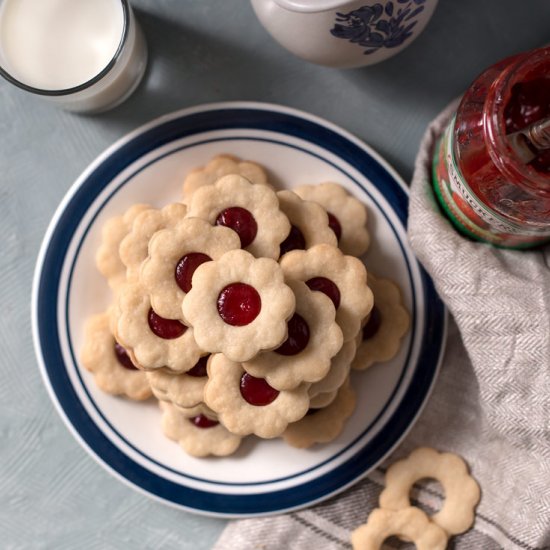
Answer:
[{"xmin": 330, "ymin": 0, "xmax": 426, "ymax": 55}]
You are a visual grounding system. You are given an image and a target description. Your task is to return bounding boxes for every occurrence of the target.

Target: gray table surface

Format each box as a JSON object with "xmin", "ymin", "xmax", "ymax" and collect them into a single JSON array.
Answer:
[{"xmin": 1, "ymin": 1, "xmax": 549, "ymax": 548}]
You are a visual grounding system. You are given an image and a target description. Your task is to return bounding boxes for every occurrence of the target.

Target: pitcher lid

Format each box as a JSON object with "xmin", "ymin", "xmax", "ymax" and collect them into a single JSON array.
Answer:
[{"xmin": 274, "ymin": 0, "xmax": 353, "ymax": 13}]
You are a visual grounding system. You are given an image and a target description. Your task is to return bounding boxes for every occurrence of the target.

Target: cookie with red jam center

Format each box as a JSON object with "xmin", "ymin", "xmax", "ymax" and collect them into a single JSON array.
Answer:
[
  {"xmin": 81, "ymin": 309, "xmax": 151, "ymax": 400},
  {"xmin": 243, "ymin": 280, "xmax": 343, "ymax": 390},
  {"xmin": 114, "ymin": 281, "xmax": 204, "ymax": 373},
  {"xmin": 160, "ymin": 401, "xmax": 242, "ymax": 457},
  {"xmin": 141, "ymin": 217, "xmax": 240, "ymax": 320},
  {"xmin": 119, "ymin": 203, "xmax": 188, "ymax": 284},
  {"xmin": 182, "ymin": 249, "xmax": 295, "ymax": 363},
  {"xmin": 280, "ymin": 244, "xmax": 373, "ymax": 342},
  {"xmin": 294, "ymin": 182, "xmax": 370, "ymax": 257},
  {"xmin": 204, "ymin": 354, "xmax": 310, "ymax": 438},
  {"xmin": 187, "ymin": 174, "xmax": 290, "ymax": 259},
  {"xmin": 352, "ymin": 274, "xmax": 410, "ymax": 371},
  {"xmin": 276, "ymin": 190, "xmax": 336, "ymax": 257}
]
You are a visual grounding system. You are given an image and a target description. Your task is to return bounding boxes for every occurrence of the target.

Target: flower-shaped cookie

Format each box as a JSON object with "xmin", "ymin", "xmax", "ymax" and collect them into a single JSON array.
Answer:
[
  {"xmin": 280, "ymin": 244, "xmax": 373, "ymax": 342},
  {"xmin": 283, "ymin": 377, "xmax": 356, "ymax": 448},
  {"xmin": 182, "ymin": 249, "xmax": 295, "ymax": 362},
  {"xmin": 140, "ymin": 217, "xmax": 240, "ymax": 320},
  {"xmin": 146, "ymin": 354, "xmax": 211, "ymax": 409},
  {"xmin": 309, "ymin": 339, "xmax": 356, "ymax": 397},
  {"xmin": 379, "ymin": 447, "xmax": 481, "ymax": 536},
  {"xmin": 161, "ymin": 399, "xmax": 216, "ymax": 419},
  {"xmin": 352, "ymin": 274, "xmax": 410, "ymax": 371},
  {"xmin": 81, "ymin": 309, "xmax": 151, "ymax": 400},
  {"xmin": 119, "ymin": 202, "xmax": 188, "ymax": 283},
  {"xmin": 187, "ymin": 174, "xmax": 290, "ymax": 259},
  {"xmin": 276, "ymin": 190, "xmax": 337, "ymax": 257},
  {"xmin": 172, "ymin": 402, "xmax": 216, "ymax": 419},
  {"xmin": 243, "ymin": 280, "xmax": 343, "ymax": 390},
  {"xmin": 182, "ymin": 154, "xmax": 268, "ymax": 203},
  {"xmin": 295, "ymin": 182, "xmax": 370, "ymax": 256},
  {"xmin": 114, "ymin": 281, "xmax": 203, "ymax": 373},
  {"xmin": 309, "ymin": 388, "xmax": 338, "ymax": 409},
  {"xmin": 204, "ymin": 354, "xmax": 310, "ymax": 438},
  {"xmin": 351, "ymin": 507, "xmax": 448, "ymax": 550},
  {"xmin": 96, "ymin": 203, "xmax": 150, "ymax": 289},
  {"xmin": 160, "ymin": 401, "xmax": 242, "ymax": 457}
]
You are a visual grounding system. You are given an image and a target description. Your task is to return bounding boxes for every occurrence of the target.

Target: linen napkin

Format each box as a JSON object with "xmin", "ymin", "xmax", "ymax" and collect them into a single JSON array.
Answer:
[{"xmin": 213, "ymin": 103, "xmax": 550, "ymax": 550}]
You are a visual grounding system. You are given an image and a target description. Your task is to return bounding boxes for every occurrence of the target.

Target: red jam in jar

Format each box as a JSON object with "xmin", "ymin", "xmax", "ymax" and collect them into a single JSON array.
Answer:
[{"xmin": 432, "ymin": 46, "xmax": 550, "ymax": 248}]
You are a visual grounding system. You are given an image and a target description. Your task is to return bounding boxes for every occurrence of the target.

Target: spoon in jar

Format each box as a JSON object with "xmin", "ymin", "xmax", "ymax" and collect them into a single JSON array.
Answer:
[{"xmin": 507, "ymin": 116, "xmax": 550, "ymax": 164}]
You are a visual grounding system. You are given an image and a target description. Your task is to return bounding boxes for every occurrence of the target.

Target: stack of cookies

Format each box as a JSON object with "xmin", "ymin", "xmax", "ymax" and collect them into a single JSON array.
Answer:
[{"xmin": 81, "ymin": 155, "xmax": 410, "ymax": 458}]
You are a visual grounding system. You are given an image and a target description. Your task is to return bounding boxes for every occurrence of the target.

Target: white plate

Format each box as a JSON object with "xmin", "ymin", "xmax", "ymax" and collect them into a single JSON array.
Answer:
[{"xmin": 32, "ymin": 102, "xmax": 446, "ymax": 517}]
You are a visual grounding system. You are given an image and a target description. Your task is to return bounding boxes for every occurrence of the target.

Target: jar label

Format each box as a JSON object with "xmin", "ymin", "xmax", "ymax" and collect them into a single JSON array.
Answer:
[{"xmin": 432, "ymin": 117, "xmax": 550, "ymax": 248}]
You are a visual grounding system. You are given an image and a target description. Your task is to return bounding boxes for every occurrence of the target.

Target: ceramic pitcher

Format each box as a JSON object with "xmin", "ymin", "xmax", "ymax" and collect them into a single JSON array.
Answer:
[{"xmin": 251, "ymin": 0, "xmax": 438, "ymax": 68}]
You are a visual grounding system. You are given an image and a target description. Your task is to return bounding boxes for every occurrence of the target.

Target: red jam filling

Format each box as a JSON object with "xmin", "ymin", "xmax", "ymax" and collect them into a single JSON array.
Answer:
[
  {"xmin": 532, "ymin": 149, "xmax": 550, "ymax": 172},
  {"xmin": 147, "ymin": 308, "xmax": 187, "ymax": 339},
  {"xmin": 362, "ymin": 305, "xmax": 382, "ymax": 340},
  {"xmin": 186, "ymin": 355, "xmax": 209, "ymax": 377},
  {"xmin": 114, "ymin": 343, "xmax": 137, "ymax": 370},
  {"xmin": 306, "ymin": 277, "xmax": 341, "ymax": 309},
  {"xmin": 215, "ymin": 206, "xmax": 258, "ymax": 248},
  {"xmin": 217, "ymin": 283, "xmax": 261, "ymax": 326},
  {"xmin": 274, "ymin": 313, "xmax": 310, "ymax": 356},
  {"xmin": 327, "ymin": 212, "xmax": 342, "ymax": 241},
  {"xmin": 505, "ymin": 77, "xmax": 550, "ymax": 173},
  {"xmin": 189, "ymin": 414, "xmax": 219, "ymax": 429},
  {"xmin": 504, "ymin": 77, "xmax": 550, "ymax": 134},
  {"xmin": 239, "ymin": 373, "xmax": 279, "ymax": 406},
  {"xmin": 461, "ymin": 76, "xmax": 550, "ymax": 196},
  {"xmin": 175, "ymin": 252, "xmax": 212, "ymax": 293},
  {"xmin": 279, "ymin": 225, "xmax": 306, "ymax": 256}
]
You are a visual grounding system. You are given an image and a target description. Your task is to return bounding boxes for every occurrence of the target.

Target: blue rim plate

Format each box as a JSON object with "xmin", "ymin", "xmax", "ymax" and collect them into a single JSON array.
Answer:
[{"xmin": 31, "ymin": 102, "xmax": 446, "ymax": 518}]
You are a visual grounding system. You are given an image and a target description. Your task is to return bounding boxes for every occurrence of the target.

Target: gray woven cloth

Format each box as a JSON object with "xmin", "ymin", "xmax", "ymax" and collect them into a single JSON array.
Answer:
[{"xmin": 213, "ymin": 103, "xmax": 550, "ymax": 550}]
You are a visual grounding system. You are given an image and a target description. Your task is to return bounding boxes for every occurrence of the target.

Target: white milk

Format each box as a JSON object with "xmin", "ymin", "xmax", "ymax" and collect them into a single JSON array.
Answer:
[
  {"xmin": 0, "ymin": 0, "xmax": 147, "ymax": 112},
  {"xmin": 0, "ymin": 0, "xmax": 124, "ymax": 90}
]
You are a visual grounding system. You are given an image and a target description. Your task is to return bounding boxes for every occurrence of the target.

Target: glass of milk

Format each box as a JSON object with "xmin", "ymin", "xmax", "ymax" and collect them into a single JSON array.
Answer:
[{"xmin": 0, "ymin": 0, "xmax": 148, "ymax": 113}]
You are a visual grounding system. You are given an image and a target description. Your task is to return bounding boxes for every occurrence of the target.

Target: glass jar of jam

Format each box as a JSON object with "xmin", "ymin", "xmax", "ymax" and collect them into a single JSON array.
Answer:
[{"xmin": 432, "ymin": 46, "xmax": 550, "ymax": 248}]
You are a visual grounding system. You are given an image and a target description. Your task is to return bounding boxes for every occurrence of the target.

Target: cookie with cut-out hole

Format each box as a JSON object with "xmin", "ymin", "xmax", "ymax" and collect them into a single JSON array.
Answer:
[
  {"xmin": 280, "ymin": 244, "xmax": 373, "ymax": 342},
  {"xmin": 81, "ymin": 309, "xmax": 151, "ymax": 400},
  {"xmin": 243, "ymin": 280, "xmax": 343, "ymax": 390},
  {"xmin": 96, "ymin": 204, "xmax": 150, "ymax": 289},
  {"xmin": 114, "ymin": 281, "xmax": 203, "ymax": 373},
  {"xmin": 283, "ymin": 377, "xmax": 356, "ymax": 449},
  {"xmin": 182, "ymin": 249, "xmax": 295, "ymax": 363},
  {"xmin": 140, "ymin": 217, "xmax": 240, "ymax": 320},
  {"xmin": 187, "ymin": 174, "xmax": 290, "ymax": 259},
  {"xmin": 309, "ymin": 339, "xmax": 356, "ymax": 397},
  {"xmin": 380, "ymin": 447, "xmax": 481, "ymax": 536},
  {"xmin": 277, "ymin": 190, "xmax": 337, "ymax": 257},
  {"xmin": 351, "ymin": 507, "xmax": 448, "ymax": 550},
  {"xmin": 352, "ymin": 274, "xmax": 410, "ymax": 371},
  {"xmin": 182, "ymin": 154, "xmax": 269, "ymax": 204},
  {"xmin": 119, "ymin": 202, "xmax": 187, "ymax": 283},
  {"xmin": 294, "ymin": 182, "xmax": 369, "ymax": 256},
  {"xmin": 160, "ymin": 401, "xmax": 242, "ymax": 457},
  {"xmin": 203, "ymin": 354, "xmax": 310, "ymax": 438},
  {"xmin": 146, "ymin": 354, "xmax": 211, "ymax": 409}
]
